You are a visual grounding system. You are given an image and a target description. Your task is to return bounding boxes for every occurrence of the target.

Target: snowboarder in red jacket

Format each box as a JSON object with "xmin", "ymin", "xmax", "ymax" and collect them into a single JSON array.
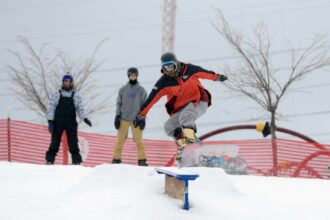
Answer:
[{"xmin": 133, "ymin": 52, "xmax": 228, "ymax": 163}]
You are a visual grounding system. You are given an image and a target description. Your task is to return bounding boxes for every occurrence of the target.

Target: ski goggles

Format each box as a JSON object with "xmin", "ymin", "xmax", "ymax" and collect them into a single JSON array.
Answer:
[{"xmin": 162, "ymin": 60, "xmax": 177, "ymax": 72}]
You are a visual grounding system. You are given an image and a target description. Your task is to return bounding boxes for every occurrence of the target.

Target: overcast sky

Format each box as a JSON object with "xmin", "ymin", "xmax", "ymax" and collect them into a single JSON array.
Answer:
[{"xmin": 0, "ymin": 0, "xmax": 329, "ymax": 142}]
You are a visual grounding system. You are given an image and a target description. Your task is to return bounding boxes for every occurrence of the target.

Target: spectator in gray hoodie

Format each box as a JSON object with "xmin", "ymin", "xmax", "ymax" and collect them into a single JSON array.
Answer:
[{"xmin": 112, "ymin": 67, "xmax": 148, "ymax": 166}]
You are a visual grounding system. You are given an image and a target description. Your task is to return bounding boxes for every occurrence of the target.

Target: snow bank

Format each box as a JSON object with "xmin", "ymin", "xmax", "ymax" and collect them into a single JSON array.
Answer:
[{"xmin": 0, "ymin": 162, "xmax": 329, "ymax": 220}]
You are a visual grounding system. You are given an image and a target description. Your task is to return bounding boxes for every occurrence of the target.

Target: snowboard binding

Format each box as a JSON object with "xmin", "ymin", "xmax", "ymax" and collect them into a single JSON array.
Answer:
[{"xmin": 175, "ymin": 128, "xmax": 201, "ymax": 167}]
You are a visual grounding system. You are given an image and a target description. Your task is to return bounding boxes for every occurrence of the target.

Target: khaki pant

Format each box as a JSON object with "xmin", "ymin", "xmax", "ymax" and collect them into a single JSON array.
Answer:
[{"xmin": 113, "ymin": 120, "xmax": 147, "ymax": 160}]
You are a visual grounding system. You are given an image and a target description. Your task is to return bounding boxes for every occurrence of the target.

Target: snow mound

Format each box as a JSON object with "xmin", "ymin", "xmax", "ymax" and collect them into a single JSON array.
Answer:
[{"xmin": 0, "ymin": 162, "xmax": 330, "ymax": 220}]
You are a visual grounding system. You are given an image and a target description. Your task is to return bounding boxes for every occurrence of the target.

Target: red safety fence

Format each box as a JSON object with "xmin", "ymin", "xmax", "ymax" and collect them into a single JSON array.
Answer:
[{"xmin": 1, "ymin": 119, "xmax": 330, "ymax": 179}]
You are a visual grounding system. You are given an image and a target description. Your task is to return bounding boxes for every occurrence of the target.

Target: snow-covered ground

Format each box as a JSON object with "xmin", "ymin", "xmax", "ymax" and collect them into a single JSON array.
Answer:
[{"xmin": 0, "ymin": 162, "xmax": 329, "ymax": 220}]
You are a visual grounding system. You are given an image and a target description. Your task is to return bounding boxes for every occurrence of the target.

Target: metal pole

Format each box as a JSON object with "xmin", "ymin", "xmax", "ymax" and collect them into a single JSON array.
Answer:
[
  {"xmin": 183, "ymin": 180, "xmax": 189, "ymax": 210},
  {"xmin": 7, "ymin": 117, "xmax": 11, "ymax": 162}
]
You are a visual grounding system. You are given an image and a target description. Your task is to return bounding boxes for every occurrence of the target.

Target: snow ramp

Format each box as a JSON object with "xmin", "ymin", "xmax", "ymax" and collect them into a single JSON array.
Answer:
[{"xmin": 0, "ymin": 162, "xmax": 330, "ymax": 220}]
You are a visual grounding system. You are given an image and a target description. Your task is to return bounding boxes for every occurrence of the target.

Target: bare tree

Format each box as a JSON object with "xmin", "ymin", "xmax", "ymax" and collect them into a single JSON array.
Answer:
[
  {"xmin": 213, "ymin": 11, "xmax": 330, "ymax": 174},
  {"xmin": 6, "ymin": 36, "xmax": 110, "ymax": 121}
]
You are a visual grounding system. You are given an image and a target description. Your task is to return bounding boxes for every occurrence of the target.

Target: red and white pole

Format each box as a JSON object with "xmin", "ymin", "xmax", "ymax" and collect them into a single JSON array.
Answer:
[{"xmin": 62, "ymin": 132, "xmax": 69, "ymax": 165}]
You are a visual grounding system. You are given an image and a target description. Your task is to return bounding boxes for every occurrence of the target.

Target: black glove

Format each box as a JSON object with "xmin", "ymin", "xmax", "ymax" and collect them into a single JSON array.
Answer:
[
  {"xmin": 114, "ymin": 115, "xmax": 121, "ymax": 130},
  {"xmin": 48, "ymin": 120, "xmax": 54, "ymax": 134},
  {"xmin": 84, "ymin": 118, "xmax": 92, "ymax": 127},
  {"xmin": 218, "ymin": 74, "xmax": 228, "ymax": 82},
  {"xmin": 133, "ymin": 114, "xmax": 146, "ymax": 130}
]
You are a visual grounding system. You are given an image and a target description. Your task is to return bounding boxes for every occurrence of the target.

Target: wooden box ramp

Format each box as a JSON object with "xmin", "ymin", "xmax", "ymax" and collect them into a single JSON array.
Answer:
[{"xmin": 155, "ymin": 167, "xmax": 199, "ymax": 210}]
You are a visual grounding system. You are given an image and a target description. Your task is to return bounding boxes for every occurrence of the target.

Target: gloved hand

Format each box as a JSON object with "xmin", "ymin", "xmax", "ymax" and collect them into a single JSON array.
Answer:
[
  {"xmin": 133, "ymin": 114, "xmax": 146, "ymax": 130},
  {"xmin": 84, "ymin": 118, "xmax": 92, "ymax": 127},
  {"xmin": 48, "ymin": 120, "xmax": 54, "ymax": 134},
  {"xmin": 218, "ymin": 74, "xmax": 228, "ymax": 82},
  {"xmin": 114, "ymin": 115, "xmax": 121, "ymax": 129}
]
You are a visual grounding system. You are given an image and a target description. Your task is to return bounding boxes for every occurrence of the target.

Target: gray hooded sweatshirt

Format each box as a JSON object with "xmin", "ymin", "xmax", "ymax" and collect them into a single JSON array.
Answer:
[{"xmin": 116, "ymin": 82, "xmax": 147, "ymax": 122}]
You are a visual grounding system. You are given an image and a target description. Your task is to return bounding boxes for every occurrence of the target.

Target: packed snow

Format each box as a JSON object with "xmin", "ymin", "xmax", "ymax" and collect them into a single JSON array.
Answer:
[{"xmin": 0, "ymin": 162, "xmax": 329, "ymax": 220}]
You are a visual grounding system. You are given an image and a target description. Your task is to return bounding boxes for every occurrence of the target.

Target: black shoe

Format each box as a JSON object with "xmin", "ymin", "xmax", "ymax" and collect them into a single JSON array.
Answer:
[
  {"xmin": 138, "ymin": 159, "xmax": 148, "ymax": 166},
  {"xmin": 46, "ymin": 161, "xmax": 54, "ymax": 165},
  {"xmin": 72, "ymin": 162, "xmax": 81, "ymax": 165},
  {"xmin": 112, "ymin": 159, "xmax": 122, "ymax": 164}
]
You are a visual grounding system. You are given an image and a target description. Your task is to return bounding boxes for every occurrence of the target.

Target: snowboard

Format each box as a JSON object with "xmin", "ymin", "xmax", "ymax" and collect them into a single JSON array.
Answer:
[
  {"xmin": 178, "ymin": 142, "xmax": 248, "ymax": 174},
  {"xmin": 178, "ymin": 142, "xmax": 203, "ymax": 167}
]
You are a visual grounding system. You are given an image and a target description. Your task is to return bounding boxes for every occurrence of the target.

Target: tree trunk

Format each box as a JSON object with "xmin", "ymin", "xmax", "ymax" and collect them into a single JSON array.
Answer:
[{"xmin": 270, "ymin": 111, "xmax": 278, "ymax": 176}]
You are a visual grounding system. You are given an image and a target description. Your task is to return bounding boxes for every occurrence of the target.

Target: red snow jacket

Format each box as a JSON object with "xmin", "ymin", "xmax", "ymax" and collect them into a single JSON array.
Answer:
[{"xmin": 139, "ymin": 62, "xmax": 220, "ymax": 116}]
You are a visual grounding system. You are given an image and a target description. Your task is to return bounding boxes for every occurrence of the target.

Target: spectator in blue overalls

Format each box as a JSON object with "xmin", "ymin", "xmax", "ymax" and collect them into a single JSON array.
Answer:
[{"xmin": 45, "ymin": 74, "xmax": 92, "ymax": 165}]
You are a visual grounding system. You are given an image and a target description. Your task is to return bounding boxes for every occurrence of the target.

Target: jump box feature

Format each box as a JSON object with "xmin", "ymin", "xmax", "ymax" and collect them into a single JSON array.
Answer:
[{"xmin": 155, "ymin": 167, "xmax": 199, "ymax": 210}]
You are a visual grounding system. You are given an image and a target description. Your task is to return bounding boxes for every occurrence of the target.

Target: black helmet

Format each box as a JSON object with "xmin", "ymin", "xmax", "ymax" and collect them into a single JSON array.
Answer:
[
  {"xmin": 161, "ymin": 52, "xmax": 177, "ymax": 63},
  {"xmin": 127, "ymin": 67, "xmax": 139, "ymax": 76}
]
